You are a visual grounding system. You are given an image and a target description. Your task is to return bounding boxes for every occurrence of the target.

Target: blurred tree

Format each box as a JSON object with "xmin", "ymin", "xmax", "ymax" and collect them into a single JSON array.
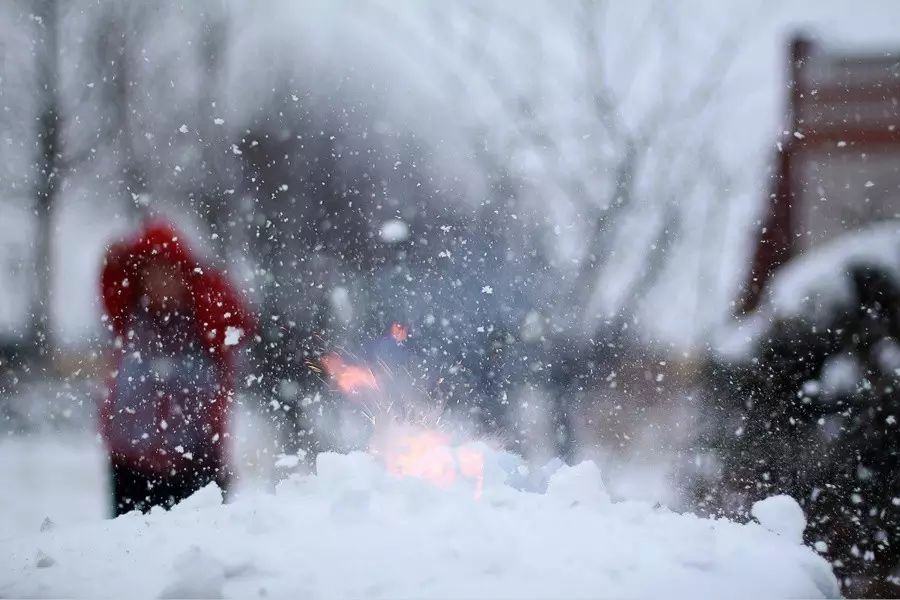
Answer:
[
  {"xmin": 4, "ymin": 0, "xmax": 240, "ymax": 364},
  {"xmin": 406, "ymin": 0, "xmax": 758, "ymax": 347},
  {"xmin": 30, "ymin": 0, "xmax": 60, "ymax": 361}
]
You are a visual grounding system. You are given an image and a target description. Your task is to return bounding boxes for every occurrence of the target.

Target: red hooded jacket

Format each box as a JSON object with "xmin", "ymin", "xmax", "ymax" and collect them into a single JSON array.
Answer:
[{"xmin": 99, "ymin": 220, "xmax": 254, "ymax": 475}]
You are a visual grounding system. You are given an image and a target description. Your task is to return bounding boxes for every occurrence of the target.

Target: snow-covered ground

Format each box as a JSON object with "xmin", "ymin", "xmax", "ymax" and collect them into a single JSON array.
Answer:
[
  {"xmin": 0, "ymin": 380, "xmax": 839, "ymax": 598},
  {"xmin": 1, "ymin": 434, "xmax": 839, "ymax": 598},
  {"xmin": 0, "ymin": 433, "xmax": 108, "ymax": 537},
  {"xmin": 0, "ymin": 400, "xmax": 282, "ymax": 540}
]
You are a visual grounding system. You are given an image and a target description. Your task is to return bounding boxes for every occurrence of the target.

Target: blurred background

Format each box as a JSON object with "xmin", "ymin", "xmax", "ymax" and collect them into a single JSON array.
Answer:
[{"xmin": 1, "ymin": 0, "xmax": 899, "ymax": 595}]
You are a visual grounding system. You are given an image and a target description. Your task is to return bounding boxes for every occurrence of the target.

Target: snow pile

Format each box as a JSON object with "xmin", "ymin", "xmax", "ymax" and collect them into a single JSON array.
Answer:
[
  {"xmin": 717, "ymin": 221, "xmax": 900, "ymax": 358},
  {"xmin": 751, "ymin": 495, "xmax": 808, "ymax": 545},
  {"xmin": 1, "ymin": 451, "xmax": 839, "ymax": 599},
  {"xmin": 767, "ymin": 221, "xmax": 900, "ymax": 322}
]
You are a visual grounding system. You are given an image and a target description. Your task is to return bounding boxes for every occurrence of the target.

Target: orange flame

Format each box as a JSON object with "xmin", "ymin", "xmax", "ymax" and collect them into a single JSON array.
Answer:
[
  {"xmin": 321, "ymin": 353, "xmax": 379, "ymax": 394},
  {"xmin": 321, "ymin": 350, "xmax": 484, "ymax": 497},
  {"xmin": 380, "ymin": 430, "xmax": 456, "ymax": 488},
  {"xmin": 390, "ymin": 322, "xmax": 409, "ymax": 343},
  {"xmin": 372, "ymin": 428, "xmax": 485, "ymax": 497}
]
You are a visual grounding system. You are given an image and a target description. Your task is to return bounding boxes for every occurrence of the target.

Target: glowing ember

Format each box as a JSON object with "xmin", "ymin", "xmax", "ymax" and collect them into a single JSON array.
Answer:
[
  {"xmin": 322, "ymin": 351, "xmax": 485, "ymax": 497},
  {"xmin": 378, "ymin": 430, "xmax": 455, "ymax": 488},
  {"xmin": 390, "ymin": 322, "xmax": 409, "ymax": 343},
  {"xmin": 371, "ymin": 427, "xmax": 485, "ymax": 497},
  {"xmin": 321, "ymin": 354, "xmax": 379, "ymax": 394}
]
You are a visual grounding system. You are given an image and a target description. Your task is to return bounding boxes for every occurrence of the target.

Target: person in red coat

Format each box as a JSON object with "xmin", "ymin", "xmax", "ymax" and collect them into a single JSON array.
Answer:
[{"xmin": 99, "ymin": 220, "xmax": 253, "ymax": 515}]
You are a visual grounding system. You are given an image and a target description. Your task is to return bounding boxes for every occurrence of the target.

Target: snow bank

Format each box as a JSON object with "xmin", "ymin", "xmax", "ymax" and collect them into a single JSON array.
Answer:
[
  {"xmin": 752, "ymin": 495, "xmax": 808, "ymax": 545},
  {"xmin": 768, "ymin": 221, "xmax": 900, "ymax": 322},
  {"xmin": 717, "ymin": 221, "xmax": 900, "ymax": 358},
  {"xmin": 0, "ymin": 451, "xmax": 839, "ymax": 599}
]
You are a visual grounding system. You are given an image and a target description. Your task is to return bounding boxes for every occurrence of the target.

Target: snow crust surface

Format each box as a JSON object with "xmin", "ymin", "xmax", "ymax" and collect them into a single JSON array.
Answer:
[{"xmin": 1, "ymin": 450, "xmax": 840, "ymax": 599}]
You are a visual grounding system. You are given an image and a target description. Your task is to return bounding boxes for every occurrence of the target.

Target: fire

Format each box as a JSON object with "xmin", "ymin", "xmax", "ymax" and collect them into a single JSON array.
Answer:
[
  {"xmin": 371, "ymin": 427, "xmax": 485, "ymax": 497},
  {"xmin": 322, "ymin": 350, "xmax": 485, "ymax": 497},
  {"xmin": 390, "ymin": 322, "xmax": 408, "ymax": 343},
  {"xmin": 378, "ymin": 430, "xmax": 456, "ymax": 488},
  {"xmin": 321, "ymin": 353, "xmax": 379, "ymax": 394}
]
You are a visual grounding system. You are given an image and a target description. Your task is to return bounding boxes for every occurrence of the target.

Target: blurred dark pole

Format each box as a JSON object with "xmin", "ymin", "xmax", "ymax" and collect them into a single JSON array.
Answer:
[
  {"xmin": 739, "ymin": 34, "xmax": 811, "ymax": 314},
  {"xmin": 106, "ymin": 9, "xmax": 147, "ymax": 221},
  {"xmin": 196, "ymin": 3, "xmax": 231, "ymax": 258},
  {"xmin": 32, "ymin": 0, "xmax": 61, "ymax": 362}
]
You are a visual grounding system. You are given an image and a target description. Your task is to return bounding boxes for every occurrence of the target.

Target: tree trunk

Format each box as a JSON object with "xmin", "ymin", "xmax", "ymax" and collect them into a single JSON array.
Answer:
[{"xmin": 32, "ymin": 0, "xmax": 60, "ymax": 362}]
